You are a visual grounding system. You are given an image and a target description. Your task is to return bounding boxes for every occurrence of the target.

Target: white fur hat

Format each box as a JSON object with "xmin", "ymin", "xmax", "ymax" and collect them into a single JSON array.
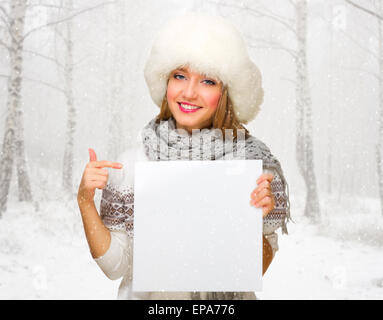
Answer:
[{"xmin": 143, "ymin": 13, "xmax": 264, "ymax": 124}]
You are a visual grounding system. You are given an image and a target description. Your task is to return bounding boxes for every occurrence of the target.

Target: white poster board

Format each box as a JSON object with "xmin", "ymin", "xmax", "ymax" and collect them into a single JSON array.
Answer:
[{"xmin": 132, "ymin": 159, "xmax": 263, "ymax": 292}]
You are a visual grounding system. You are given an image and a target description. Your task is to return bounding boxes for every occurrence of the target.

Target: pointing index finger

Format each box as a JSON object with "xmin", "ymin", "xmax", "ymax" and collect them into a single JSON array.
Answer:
[{"xmin": 89, "ymin": 148, "xmax": 97, "ymax": 162}]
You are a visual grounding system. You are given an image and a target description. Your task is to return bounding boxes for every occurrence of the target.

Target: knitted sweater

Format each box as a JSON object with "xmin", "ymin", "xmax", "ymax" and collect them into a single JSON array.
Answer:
[{"xmin": 94, "ymin": 140, "xmax": 288, "ymax": 300}]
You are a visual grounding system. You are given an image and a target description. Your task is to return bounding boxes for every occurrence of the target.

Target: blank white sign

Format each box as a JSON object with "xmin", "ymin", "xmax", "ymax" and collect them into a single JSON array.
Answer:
[{"xmin": 132, "ymin": 159, "xmax": 263, "ymax": 292}]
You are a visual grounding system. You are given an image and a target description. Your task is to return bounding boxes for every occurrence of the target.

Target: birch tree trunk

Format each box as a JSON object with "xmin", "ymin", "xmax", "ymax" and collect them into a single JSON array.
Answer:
[
  {"xmin": 327, "ymin": 4, "xmax": 335, "ymax": 195},
  {"xmin": 13, "ymin": 0, "xmax": 32, "ymax": 203},
  {"xmin": 295, "ymin": 0, "xmax": 320, "ymax": 222},
  {"xmin": 61, "ymin": 0, "xmax": 76, "ymax": 196},
  {"xmin": 106, "ymin": 1, "xmax": 125, "ymax": 160},
  {"xmin": 343, "ymin": 0, "xmax": 383, "ymax": 215},
  {"xmin": 377, "ymin": 2, "xmax": 383, "ymax": 216},
  {"xmin": 0, "ymin": 0, "xmax": 31, "ymax": 217}
]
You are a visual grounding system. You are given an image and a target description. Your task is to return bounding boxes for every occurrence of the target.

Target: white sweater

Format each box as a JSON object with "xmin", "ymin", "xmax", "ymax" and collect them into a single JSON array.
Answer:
[{"xmin": 94, "ymin": 141, "xmax": 283, "ymax": 300}]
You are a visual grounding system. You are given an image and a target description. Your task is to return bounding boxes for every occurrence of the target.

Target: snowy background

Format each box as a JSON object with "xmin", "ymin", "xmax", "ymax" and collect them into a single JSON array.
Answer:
[{"xmin": 1, "ymin": 0, "xmax": 383, "ymax": 299}]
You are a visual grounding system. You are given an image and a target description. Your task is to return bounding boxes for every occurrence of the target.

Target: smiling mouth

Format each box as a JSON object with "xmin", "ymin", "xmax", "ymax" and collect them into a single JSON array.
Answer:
[{"xmin": 177, "ymin": 102, "xmax": 202, "ymax": 113}]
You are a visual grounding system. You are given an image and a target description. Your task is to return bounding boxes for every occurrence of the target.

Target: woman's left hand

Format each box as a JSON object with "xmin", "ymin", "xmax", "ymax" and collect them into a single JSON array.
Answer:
[{"xmin": 250, "ymin": 173, "xmax": 275, "ymax": 218}]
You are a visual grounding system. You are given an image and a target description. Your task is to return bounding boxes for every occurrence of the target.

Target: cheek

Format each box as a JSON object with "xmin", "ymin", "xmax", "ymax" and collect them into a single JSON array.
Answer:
[
  {"xmin": 204, "ymin": 91, "xmax": 221, "ymax": 110},
  {"xmin": 166, "ymin": 80, "xmax": 179, "ymax": 102}
]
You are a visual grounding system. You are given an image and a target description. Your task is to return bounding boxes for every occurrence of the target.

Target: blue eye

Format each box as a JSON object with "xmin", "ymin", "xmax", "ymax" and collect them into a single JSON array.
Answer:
[
  {"xmin": 173, "ymin": 73, "xmax": 216, "ymax": 85},
  {"xmin": 204, "ymin": 80, "xmax": 216, "ymax": 85}
]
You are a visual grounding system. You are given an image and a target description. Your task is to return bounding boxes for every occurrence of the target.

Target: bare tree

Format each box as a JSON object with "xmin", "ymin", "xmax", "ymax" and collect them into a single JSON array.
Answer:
[
  {"xmin": 295, "ymin": 0, "xmax": 320, "ymax": 223},
  {"xmin": 327, "ymin": 5, "xmax": 335, "ymax": 196},
  {"xmin": 343, "ymin": 0, "xmax": 383, "ymax": 216},
  {"xmin": 0, "ymin": 0, "xmax": 31, "ymax": 217},
  {"xmin": 50, "ymin": 0, "xmax": 116, "ymax": 197},
  {"xmin": 53, "ymin": 0, "xmax": 77, "ymax": 197},
  {"xmin": 378, "ymin": 2, "xmax": 383, "ymax": 217},
  {"xmin": 0, "ymin": 0, "xmax": 115, "ymax": 216},
  {"xmin": 105, "ymin": 1, "xmax": 126, "ymax": 160},
  {"xmin": 214, "ymin": 0, "xmax": 321, "ymax": 222}
]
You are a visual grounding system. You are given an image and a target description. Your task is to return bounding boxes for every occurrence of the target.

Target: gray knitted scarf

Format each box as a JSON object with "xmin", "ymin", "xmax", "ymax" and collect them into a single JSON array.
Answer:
[{"xmin": 141, "ymin": 116, "xmax": 291, "ymax": 300}]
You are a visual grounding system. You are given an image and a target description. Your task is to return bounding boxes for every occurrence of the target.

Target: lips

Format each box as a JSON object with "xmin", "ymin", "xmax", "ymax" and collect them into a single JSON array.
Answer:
[
  {"xmin": 177, "ymin": 102, "xmax": 202, "ymax": 113},
  {"xmin": 179, "ymin": 101, "xmax": 200, "ymax": 107}
]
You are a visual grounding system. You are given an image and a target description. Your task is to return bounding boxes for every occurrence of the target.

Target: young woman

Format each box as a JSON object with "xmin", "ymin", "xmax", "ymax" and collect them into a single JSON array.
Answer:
[{"xmin": 77, "ymin": 13, "xmax": 291, "ymax": 300}]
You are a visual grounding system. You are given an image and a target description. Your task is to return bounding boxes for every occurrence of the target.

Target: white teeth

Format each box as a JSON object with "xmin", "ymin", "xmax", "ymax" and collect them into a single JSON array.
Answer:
[{"xmin": 180, "ymin": 103, "xmax": 201, "ymax": 110}]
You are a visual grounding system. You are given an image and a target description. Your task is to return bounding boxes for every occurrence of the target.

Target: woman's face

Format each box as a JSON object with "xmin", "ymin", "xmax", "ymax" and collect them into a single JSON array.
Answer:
[{"xmin": 166, "ymin": 66, "xmax": 223, "ymax": 134}]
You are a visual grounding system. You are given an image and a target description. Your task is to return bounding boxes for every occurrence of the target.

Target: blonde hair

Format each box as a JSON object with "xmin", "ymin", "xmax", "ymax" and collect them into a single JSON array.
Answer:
[{"xmin": 155, "ymin": 77, "xmax": 250, "ymax": 140}]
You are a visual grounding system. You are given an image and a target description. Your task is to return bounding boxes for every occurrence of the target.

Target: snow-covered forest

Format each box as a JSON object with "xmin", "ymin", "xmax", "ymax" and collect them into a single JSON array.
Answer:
[{"xmin": 0, "ymin": 0, "xmax": 382, "ymax": 299}]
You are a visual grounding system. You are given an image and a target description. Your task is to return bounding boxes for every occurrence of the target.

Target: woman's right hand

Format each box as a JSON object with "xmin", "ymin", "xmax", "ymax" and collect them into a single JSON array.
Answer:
[{"xmin": 77, "ymin": 148, "xmax": 123, "ymax": 206}]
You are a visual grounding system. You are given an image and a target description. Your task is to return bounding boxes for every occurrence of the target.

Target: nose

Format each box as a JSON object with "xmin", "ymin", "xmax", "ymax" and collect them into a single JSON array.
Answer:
[{"xmin": 183, "ymin": 78, "xmax": 198, "ymax": 100}]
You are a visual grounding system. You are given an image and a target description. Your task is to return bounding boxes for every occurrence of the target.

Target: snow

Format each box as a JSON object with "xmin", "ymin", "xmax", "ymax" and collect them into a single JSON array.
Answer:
[
  {"xmin": 1, "ymin": 189, "xmax": 382, "ymax": 300},
  {"xmin": 0, "ymin": 199, "xmax": 120, "ymax": 299},
  {"xmin": 260, "ymin": 193, "xmax": 383, "ymax": 300}
]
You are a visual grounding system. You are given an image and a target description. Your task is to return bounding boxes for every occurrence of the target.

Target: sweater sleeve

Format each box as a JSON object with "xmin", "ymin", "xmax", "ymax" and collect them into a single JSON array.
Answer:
[
  {"xmin": 262, "ymin": 167, "xmax": 289, "ymax": 235},
  {"xmin": 261, "ymin": 167, "xmax": 290, "ymax": 256},
  {"xmin": 94, "ymin": 230, "xmax": 133, "ymax": 280},
  {"xmin": 99, "ymin": 182, "xmax": 134, "ymax": 236},
  {"xmin": 93, "ymin": 180, "xmax": 135, "ymax": 280}
]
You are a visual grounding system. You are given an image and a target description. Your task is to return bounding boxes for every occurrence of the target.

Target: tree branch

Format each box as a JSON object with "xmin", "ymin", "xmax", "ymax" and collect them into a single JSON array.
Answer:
[
  {"xmin": 0, "ymin": 37, "xmax": 9, "ymax": 50},
  {"xmin": 0, "ymin": 4, "xmax": 11, "ymax": 34},
  {"xmin": 0, "ymin": 73, "xmax": 65, "ymax": 93},
  {"xmin": 246, "ymin": 1, "xmax": 295, "ymax": 28},
  {"xmin": 0, "ymin": 11, "xmax": 10, "ymax": 33},
  {"xmin": 287, "ymin": 0, "xmax": 297, "ymax": 9},
  {"xmin": 23, "ymin": 76, "xmax": 65, "ymax": 93},
  {"xmin": 341, "ymin": 66, "xmax": 381, "ymax": 81},
  {"xmin": 27, "ymin": 4, "xmax": 72, "ymax": 11},
  {"xmin": 281, "ymin": 76, "xmax": 296, "ymax": 85},
  {"xmin": 0, "ymin": 5, "xmax": 9, "ymax": 19},
  {"xmin": 22, "ymin": 1, "xmax": 116, "ymax": 40},
  {"xmin": 320, "ymin": 14, "xmax": 379, "ymax": 61},
  {"xmin": 23, "ymin": 49, "xmax": 63, "ymax": 68},
  {"xmin": 340, "ymin": 27, "xmax": 379, "ymax": 61},
  {"xmin": 208, "ymin": 0, "xmax": 297, "ymax": 35},
  {"xmin": 246, "ymin": 35, "xmax": 298, "ymax": 60},
  {"xmin": 344, "ymin": 0, "xmax": 383, "ymax": 20}
]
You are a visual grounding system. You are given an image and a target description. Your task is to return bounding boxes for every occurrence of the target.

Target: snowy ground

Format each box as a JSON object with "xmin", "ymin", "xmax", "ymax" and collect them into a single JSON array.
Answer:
[
  {"xmin": 260, "ymin": 194, "xmax": 383, "ymax": 300},
  {"xmin": 0, "ymin": 189, "xmax": 382, "ymax": 300}
]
